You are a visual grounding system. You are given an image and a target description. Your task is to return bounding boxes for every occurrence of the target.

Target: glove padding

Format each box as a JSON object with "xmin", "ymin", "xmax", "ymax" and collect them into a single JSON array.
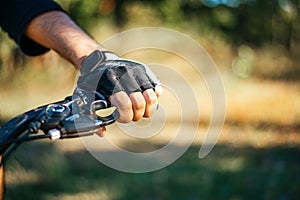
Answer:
[{"xmin": 75, "ymin": 50, "xmax": 159, "ymax": 101}]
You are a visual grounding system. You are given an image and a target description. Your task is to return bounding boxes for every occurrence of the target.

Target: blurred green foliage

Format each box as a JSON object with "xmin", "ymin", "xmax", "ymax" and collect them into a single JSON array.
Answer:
[
  {"xmin": 53, "ymin": 0, "xmax": 300, "ymax": 49},
  {"xmin": 1, "ymin": 0, "xmax": 299, "ymax": 80},
  {"xmin": 2, "ymin": 1, "xmax": 300, "ymax": 199}
]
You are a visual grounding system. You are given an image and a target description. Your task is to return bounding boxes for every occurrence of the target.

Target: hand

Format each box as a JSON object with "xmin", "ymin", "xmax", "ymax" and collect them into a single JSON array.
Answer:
[{"xmin": 75, "ymin": 50, "xmax": 163, "ymax": 125}]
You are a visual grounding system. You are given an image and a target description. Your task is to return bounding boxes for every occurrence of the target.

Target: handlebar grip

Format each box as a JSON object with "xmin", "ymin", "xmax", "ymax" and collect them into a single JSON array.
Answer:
[{"xmin": 0, "ymin": 109, "xmax": 42, "ymax": 154}]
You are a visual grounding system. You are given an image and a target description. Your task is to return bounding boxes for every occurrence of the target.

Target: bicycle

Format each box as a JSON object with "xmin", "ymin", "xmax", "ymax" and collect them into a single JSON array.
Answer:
[
  {"xmin": 0, "ymin": 90, "xmax": 119, "ymax": 199},
  {"xmin": 0, "ymin": 90, "xmax": 119, "ymax": 164}
]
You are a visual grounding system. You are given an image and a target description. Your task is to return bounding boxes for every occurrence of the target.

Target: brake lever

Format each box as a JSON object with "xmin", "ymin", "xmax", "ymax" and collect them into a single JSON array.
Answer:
[
  {"xmin": 0, "ymin": 94, "xmax": 119, "ymax": 165},
  {"xmin": 40, "ymin": 95, "xmax": 119, "ymax": 139}
]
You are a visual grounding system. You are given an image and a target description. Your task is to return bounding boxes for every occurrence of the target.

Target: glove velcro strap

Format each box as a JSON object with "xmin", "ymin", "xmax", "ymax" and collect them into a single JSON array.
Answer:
[{"xmin": 80, "ymin": 50, "xmax": 119, "ymax": 74}]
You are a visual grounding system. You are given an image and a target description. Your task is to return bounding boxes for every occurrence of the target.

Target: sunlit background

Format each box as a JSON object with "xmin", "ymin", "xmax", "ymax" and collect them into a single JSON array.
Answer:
[{"xmin": 1, "ymin": 0, "xmax": 300, "ymax": 199}]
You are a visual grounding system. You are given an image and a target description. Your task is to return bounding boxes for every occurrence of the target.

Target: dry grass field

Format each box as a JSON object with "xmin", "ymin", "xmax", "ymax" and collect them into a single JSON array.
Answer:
[{"xmin": 1, "ymin": 31, "xmax": 300, "ymax": 199}]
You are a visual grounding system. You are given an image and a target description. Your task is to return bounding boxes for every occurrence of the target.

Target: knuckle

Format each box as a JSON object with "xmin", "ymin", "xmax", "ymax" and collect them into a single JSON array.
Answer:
[
  {"xmin": 145, "ymin": 92, "xmax": 157, "ymax": 105},
  {"xmin": 134, "ymin": 97, "xmax": 146, "ymax": 110},
  {"xmin": 119, "ymin": 102, "xmax": 133, "ymax": 115},
  {"xmin": 130, "ymin": 92, "xmax": 146, "ymax": 110},
  {"xmin": 155, "ymin": 85, "xmax": 163, "ymax": 96},
  {"xmin": 117, "ymin": 109, "xmax": 133, "ymax": 123},
  {"xmin": 117, "ymin": 102, "xmax": 134, "ymax": 123}
]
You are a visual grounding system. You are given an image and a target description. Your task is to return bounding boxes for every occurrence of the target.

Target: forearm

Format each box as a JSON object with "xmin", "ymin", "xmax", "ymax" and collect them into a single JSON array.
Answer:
[{"xmin": 24, "ymin": 11, "xmax": 105, "ymax": 69}]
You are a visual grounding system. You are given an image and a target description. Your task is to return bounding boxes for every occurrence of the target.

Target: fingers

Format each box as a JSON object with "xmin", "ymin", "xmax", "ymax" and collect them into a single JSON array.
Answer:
[
  {"xmin": 130, "ymin": 92, "xmax": 146, "ymax": 121},
  {"xmin": 109, "ymin": 87, "xmax": 161, "ymax": 123},
  {"xmin": 109, "ymin": 91, "xmax": 133, "ymax": 123},
  {"xmin": 155, "ymin": 85, "xmax": 163, "ymax": 97},
  {"xmin": 95, "ymin": 126, "xmax": 106, "ymax": 137},
  {"xmin": 143, "ymin": 89, "xmax": 158, "ymax": 117}
]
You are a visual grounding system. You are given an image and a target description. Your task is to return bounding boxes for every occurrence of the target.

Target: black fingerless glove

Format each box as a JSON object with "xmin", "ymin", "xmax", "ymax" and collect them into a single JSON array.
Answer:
[{"xmin": 75, "ymin": 50, "xmax": 159, "ymax": 102}]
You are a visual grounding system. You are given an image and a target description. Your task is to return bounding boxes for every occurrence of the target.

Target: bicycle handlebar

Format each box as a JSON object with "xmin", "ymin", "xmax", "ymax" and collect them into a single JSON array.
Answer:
[{"xmin": 0, "ymin": 91, "xmax": 119, "ymax": 165}]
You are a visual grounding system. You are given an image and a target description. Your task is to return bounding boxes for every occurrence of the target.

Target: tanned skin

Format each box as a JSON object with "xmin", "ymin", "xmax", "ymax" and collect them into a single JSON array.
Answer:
[
  {"xmin": 25, "ymin": 11, "xmax": 162, "ymax": 124},
  {"xmin": 0, "ymin": 10, "xmax": 162, "ymax": 200}
]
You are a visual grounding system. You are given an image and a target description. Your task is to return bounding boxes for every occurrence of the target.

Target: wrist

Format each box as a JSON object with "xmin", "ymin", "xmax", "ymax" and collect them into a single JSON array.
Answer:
[
  {"xmin": 80, "ymin": 50, "xmax": 119, "ymax": 74},
  {"xmin": 76, "ymin": 45, "xmax": 107, "ymax": 69}
]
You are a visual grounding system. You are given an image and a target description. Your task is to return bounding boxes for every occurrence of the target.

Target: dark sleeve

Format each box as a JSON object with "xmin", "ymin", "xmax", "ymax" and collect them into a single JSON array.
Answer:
[{"xmin": 0, "ymin": 0, "xmax": 64, "ymax": 56}]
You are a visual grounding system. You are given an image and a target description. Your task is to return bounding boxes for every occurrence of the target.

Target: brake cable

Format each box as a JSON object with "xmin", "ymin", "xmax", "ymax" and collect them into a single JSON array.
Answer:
[{"xmin": 0, "ymin": 93, "xmax": 119, "ymax": 166}]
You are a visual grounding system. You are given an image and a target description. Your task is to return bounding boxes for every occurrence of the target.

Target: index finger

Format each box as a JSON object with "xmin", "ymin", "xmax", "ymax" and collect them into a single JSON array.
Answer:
[{"xmin": 109, "ymin": 91, "xmax": 133, "ymax": 123}]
